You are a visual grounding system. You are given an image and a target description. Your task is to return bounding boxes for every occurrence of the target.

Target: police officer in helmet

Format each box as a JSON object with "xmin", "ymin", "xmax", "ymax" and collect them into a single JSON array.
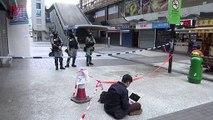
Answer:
[
  {"xmin": 85, "ymin": 32, "xmax": 96, "ymax": 66},
  {"xmin": 65, "ymin": 32, "xmax": 79, "ymax": 67},
  {"xmin": 51, "ymin": 32, "xmax": 65, "ymax": 70}
]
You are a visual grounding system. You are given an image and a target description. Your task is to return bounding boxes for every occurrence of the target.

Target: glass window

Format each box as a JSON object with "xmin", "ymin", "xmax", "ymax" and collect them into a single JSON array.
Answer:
[
  {"xmin": 108, "ymin": 5, "xmax": 118, "ymax": 15},
  {"xmin": 36, "ymin": 10, "xmax": 41, "ymax": 17},
  {"xmin": 36, "ymin": 3, "xmax": 41, "ymax": 9}
]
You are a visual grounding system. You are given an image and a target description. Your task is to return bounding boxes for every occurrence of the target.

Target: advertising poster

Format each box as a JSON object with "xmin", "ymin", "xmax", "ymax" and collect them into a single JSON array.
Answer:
[
  {"xmin": 142, "ymin": 0, "xmax": 168, "ymax": 14},
  {"xmin": 125, "ymin": 0, "xmax": 142, "ymax": 17},
  {"xmin": 168, "ymin": 0, "xmax": 182, "ymax": 24},
  {"xmin": 10, "ymin": 7, "xmax": 29, "ymax": 25}
]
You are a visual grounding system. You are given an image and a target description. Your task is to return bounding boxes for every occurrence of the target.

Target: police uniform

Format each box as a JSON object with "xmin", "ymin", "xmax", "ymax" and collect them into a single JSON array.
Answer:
[
  {"xmin": 65, "ymin": 34, "xmax": 79, "ymax": 67},
  {"xmin": 85, "ymin": 34, "xmax": 96, "ymax": 66},
  {"xmin": 52, "ymin": 33, "xmax": 65, "ymax": 70}
]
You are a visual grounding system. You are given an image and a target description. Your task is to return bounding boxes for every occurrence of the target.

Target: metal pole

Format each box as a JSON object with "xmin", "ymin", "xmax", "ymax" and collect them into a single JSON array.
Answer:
[
  {"xmin": 108, "ymin": 37, "xmax": 110, "ymax": 48},
  {"xmin": 168, "ymin": 24, "xmax": 175, "ymax": 73}
]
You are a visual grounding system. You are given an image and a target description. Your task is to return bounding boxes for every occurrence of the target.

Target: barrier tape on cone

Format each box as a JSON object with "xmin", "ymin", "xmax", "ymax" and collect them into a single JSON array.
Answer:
[
  {"xmin": 72, "ymin": 69, "xmax": 89, "ymax": 97},
  {"xmin": 79, "ymin": 54, "xmax": 173, "ymax": 120},
  {"xmin": 0, "ymin": 43, "xmax": 169, "ymax": 59},
  {"xmin": 80, "ymin": 80, "xmax": 103, "ymax": 120}
]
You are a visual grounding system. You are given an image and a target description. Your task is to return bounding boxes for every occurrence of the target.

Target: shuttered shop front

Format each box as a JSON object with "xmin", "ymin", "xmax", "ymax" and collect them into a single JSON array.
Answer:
[
  {"xmin": 108, "ymin": 32, "xmax": 120, "ymax": 46},
  {"xmin": 138, "ymin": 29, "xmax": 155, "ymax": 48}
]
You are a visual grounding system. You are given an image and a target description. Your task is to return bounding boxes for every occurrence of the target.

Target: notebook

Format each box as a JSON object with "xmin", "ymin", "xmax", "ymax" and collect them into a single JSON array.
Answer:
[{"xmin": 129, "ymin": 93, "xmax": 140, "ymax": 102}]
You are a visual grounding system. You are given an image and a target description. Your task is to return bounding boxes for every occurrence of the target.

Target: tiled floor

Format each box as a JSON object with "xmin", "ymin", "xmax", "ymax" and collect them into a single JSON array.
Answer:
[{"xmin": 149, "ymin": 102, "xmax": 213, "ymax": 120}]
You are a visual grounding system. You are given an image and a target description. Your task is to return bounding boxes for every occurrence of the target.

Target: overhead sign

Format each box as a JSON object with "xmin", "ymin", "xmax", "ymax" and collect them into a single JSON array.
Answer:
[
  {"xmin": 152, "ymin": 22, "xmax": 170, "ymax": 29},
  {"xmin": 180, "ymin": 20, "xmax": 192, "ymax": 27},
  {"xmin": 136, "ymin": 23, "xmax": 152, "ymax": 29},
  {"xmin": 168, "ymin": 0, "xmax": 182, "ymax": 24},
  {"xmin": 177, "ymin": 19, "xmax": 195, "ymax": 28},
  {"xmin": 196, "ymin": 19, "xmax": 213, "ymax": 27}
]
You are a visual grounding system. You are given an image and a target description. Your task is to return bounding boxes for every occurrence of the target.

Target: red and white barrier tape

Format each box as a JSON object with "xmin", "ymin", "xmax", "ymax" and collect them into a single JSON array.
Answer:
[{"xmin": 80, "ymin": 80, "xmax": 103, "ymax": 120}]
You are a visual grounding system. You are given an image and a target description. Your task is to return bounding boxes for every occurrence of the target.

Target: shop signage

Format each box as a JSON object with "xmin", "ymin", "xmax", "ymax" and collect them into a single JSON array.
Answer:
[
  {"xmin": 10, "ymin": 7, "xmax": 29, "ymax": 25},
  {"xmin": 177, "ymin": 19, "xmax": 195, "ymax": 27},
  {"xmin": 189, "ymin": 29, "xmax": 213, "ymax": 33},
  {"xmin": 168, "ymin": 0, "xmax": 182, "ymax": 24},
  {"xmin": 196, "ymin": 19, "xmax": 213, "ymax": 27},
  {"xmin": 114, "ymin": 25, "xmax": 131, "ymax": 30},
  {"xmin": 136, "ymin": 23, "xmax": 152, "ymax": 29},
  {"xmin": 152, "ymin": 22, "xmax": 170, "ymax": 29},
  {"xmin": 10, "ymin": 4, "xmax": 24, "ymax": 18},
  {"xmin": 180, "ymin": 19, "xmax": 192, "ymax": 27}
]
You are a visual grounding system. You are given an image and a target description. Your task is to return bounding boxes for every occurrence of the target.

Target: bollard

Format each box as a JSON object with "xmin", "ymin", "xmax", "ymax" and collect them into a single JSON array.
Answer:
[
  {"xmin": 188, "ymin": 57, "xmax": 203, "ymax": 84},
  {"xmin": 108, "ymin": 37, "xmax": 110, "ymax": 48}
]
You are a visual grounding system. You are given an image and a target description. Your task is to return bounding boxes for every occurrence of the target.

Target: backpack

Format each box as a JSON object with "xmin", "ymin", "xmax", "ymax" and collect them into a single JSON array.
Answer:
[{"xmin": 98, "ymin": 91, "xmax": 108, "ymax": 103}]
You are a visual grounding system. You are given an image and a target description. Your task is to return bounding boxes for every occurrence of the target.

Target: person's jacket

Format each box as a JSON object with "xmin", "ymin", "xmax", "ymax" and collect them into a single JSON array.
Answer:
[
  {"xmin": 104, "ymin": 82, "xmax": 130, "ymax": 114},
  {"xmin": 85, "ymin": 36, "xmax": 96, "ymax": 48},
  {"xmin": 68, "ymin": 38, "xmax": 78, "ymax": 50},
  {"xmin": 52, "ymin": 38, "xmax": 63, "ymax": 52}
]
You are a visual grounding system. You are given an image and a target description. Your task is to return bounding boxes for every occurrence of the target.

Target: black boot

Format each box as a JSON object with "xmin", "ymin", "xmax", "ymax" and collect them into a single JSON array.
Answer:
[
  {"xmin": 86, "ymin": 56, "xmax": 89, "ymax": 66},
  {"xmin": 72, "ymin": 57, "xmax": 77, "ymax": 67},
  {"xmin": 65, "ymin": 58, "xmax": 70, "ymax": 68},
  {"xmin": 89, "ymin": 56, "xmax": 94, "ymax": 65},
  {"xmin": 59, "ymin": 57, "xmax": 65, "ymax": 70},
  {"xmin": 55, "ymin": 58, "xmax": 59, "ymax": 70}
]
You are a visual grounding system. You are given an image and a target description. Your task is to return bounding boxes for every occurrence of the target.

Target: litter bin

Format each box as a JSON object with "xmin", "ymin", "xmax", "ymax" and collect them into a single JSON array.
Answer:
[{"xmin": 188, "ymin": 57, "xmax": 203, "ymax": 84}]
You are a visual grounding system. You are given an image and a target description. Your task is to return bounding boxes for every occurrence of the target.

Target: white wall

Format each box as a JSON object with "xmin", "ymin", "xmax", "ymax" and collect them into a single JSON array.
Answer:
[
  {"xmin": 31, "ymin": 0, "xmax": 46, "ymax": 31},
  {"xmin": 7, "ymin": 21, "xmax": 30, "ymax": 56}
]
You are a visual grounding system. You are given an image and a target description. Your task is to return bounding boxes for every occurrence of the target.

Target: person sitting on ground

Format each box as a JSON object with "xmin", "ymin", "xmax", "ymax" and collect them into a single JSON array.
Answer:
[{"xmin": 104, "ymin": 74, "xmax": 142, "ymax": 119}]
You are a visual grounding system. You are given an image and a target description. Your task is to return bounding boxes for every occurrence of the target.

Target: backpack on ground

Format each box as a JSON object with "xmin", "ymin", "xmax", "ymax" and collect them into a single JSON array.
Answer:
[{"xmin": 98, "ymin": 91, "xmax": 108, "ymax": 103}]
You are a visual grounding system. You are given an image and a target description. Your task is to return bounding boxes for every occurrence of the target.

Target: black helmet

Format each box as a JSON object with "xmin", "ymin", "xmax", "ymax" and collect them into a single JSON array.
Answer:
[
  {"xmin": 69, "ymin": 33, "xmax": 75, "ymax": 38},
  {"xmin": 53, "ymin": 32, "xmax": 58, "ymax": 39}
]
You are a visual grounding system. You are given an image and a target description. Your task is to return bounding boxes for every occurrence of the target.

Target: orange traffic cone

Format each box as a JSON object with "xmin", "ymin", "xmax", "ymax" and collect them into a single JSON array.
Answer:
[
  {"xmin": 71, "ymin": 69, "xmax": 91, "ymax": 104},
  {"xmin": 71, "ymin": 83, "xmax": 91, "ymax": 104}
]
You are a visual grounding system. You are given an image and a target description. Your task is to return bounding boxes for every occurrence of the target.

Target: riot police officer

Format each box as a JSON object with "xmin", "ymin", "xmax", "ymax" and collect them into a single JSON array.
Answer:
[
  {"xmin": 84, "ymin": 32, "xmax": 96, "ymax": 66},
  {"xmin": 51, "ymin": 32, "xmax": 65, "ymax": 70},
  {"xmin": 65, "ymin": 33, "xmax": 79, "ymax": 67}
]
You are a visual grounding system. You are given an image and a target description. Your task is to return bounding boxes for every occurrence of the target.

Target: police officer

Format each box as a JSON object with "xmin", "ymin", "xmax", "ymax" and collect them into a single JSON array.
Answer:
[
  {"xmin": 51, "ymin": 32, "xmax": 65, "ymax": 70},
  {"xmin": 85, "ymin": 32, "xmax": 96, "ymax": 66},
  {"xmin": 65, "ymin": 33, "xmax": 79, "ymax": 67}
]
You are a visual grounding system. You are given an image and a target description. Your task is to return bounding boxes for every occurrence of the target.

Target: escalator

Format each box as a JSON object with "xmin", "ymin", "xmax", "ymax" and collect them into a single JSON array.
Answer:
[{"xmin": 48, "ymin": 3, "xmax": 108, "ymax": 44}]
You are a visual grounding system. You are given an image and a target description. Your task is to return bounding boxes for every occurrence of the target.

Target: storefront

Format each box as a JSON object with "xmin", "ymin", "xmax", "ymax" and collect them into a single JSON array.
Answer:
[
  {"xmin": 136, "ymin": 22, "xmax": 155, "ymax": 48},
  {"xmin": 189, "ymin": 19, "xmax": 213, "ymax": 71},
  {"xmin": 153, "ymin": 22, "xmax": 170, "ymax": 48},
  {"xmin": 121, "ymin": 29, "xmax": 132, "ymax": 47},
  {"xmin": 175, "ymin": 19, "xmax": 196, "ymax": 54},
  {"xmin": 112, "ymin": 25, "xmax": 133, "ymax": 47},
  {"xmin": 108, "ymin": 29, "xmax": 120, "ymax": 46}
]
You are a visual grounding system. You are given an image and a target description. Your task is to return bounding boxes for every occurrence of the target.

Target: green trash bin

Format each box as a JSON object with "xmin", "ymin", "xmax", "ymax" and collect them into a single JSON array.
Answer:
[{"xmin": 188, "ymin": 57, "xmax": 203, "ymax": 84}]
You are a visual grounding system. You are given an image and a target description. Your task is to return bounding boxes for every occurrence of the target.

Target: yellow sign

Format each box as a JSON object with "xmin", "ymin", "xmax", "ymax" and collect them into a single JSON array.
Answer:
[
  {"xmin": 210, "ymin": 46, "xmax": 213, "ymax": 57},
  {"xmin": 196, "ymin": 19, "xmax": 213, "ymax": 27}
]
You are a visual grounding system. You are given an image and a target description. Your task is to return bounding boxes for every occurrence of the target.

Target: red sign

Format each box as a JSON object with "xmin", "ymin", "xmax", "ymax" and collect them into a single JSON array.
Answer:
[
  {"xmin": 179, "ymin": 19, "xmax": 193, "ymax": 27},
  {"xmin": 136, "ymin": 23, "xmax": 152, "ymax": 29},
  {"xmin": 10, "ymin": 4, "xmax": 24, "ymax": 18}
]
